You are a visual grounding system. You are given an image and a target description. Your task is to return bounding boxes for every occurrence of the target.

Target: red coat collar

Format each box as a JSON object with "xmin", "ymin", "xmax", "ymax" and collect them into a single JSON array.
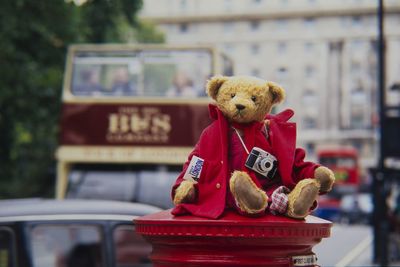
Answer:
[{"xmin": 208, "ymin": 104, "xmax": 294, "ymax": 125}]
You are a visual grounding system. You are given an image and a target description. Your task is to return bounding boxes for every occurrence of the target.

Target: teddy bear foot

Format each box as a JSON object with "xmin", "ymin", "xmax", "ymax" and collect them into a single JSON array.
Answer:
[
  {"xmin": 230, "ymin": 171, "xmax": 268, "ymax": 215},
  {"xmin": 286, "ymin": 179, "xmax": 320, "ymax": 219},
  {"xmin": 314, "ymin": 166, "xmax": 335, "ymax": 193}
]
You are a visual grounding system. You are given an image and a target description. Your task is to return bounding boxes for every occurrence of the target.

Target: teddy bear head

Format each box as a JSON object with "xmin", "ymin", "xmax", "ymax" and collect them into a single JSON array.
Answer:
[{"xmin": 206, "ymin": 75, "xmax": 286, "ymax": 123}]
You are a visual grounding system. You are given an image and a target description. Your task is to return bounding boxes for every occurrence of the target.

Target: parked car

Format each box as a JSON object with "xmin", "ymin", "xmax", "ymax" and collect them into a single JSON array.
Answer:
[
  {"xmin": 339, "ymin": 193, "xmax": 373, "ymax": 224},
  {"xmin": 0, "ymin": 198, "xmax": 161, "ymax": 267}
]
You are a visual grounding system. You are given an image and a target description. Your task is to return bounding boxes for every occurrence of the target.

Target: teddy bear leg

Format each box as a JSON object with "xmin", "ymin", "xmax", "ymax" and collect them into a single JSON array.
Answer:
[
  {"xmin": 286, "ymin": 179, "xmax": 320, "ymax": 219},
  {"xmin": 230, "ymin": 171, "xmax": 268, "ymax": 215}
]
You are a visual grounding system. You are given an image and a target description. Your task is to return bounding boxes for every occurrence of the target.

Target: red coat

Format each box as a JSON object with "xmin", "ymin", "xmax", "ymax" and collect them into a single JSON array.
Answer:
[{"xmin": 171, "ymin": 104, "xmax": 319, "ymax": 219}]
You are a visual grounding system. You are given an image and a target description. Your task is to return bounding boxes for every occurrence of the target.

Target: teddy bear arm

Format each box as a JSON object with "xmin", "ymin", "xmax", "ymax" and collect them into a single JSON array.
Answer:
[{"xmin": 292, "ymin": 148, "xmax": 321, "ymax": 182}]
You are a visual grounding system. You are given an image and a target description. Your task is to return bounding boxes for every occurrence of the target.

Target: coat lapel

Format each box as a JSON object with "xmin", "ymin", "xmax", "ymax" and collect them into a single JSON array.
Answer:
[{"xmin": 267, "ymin": 109, "xmax": 297, "ymax": 188}]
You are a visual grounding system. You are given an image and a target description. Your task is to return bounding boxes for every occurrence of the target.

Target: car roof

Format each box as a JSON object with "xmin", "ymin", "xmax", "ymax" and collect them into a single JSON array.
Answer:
[{"xmin": 0, "ymin": 199, "xmax": 162, "ymax": 222}]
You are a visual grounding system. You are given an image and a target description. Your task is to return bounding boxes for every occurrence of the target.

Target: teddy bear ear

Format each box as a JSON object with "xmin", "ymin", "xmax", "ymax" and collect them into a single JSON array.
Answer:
[
  {"xmin": 206, "ymin": 75, "xmax": 229, "ymax": 100},
  {"xmin": 267, "ymin": 81, "xmax": 286, "ymax": 105}
]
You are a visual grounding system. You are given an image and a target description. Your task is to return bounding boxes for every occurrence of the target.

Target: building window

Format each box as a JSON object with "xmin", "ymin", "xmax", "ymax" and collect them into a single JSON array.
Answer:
[
  {"xmin": 351, "ymin": 16, "xmax": 362, "ymax": 27},
  {"xmin": 251, "ymin": 0, "xmax": 262, "ymax": 5},
  {"xmin": 302, "ymin": 90, "xmax": 317, "ymax": 105},
  {"xmin": 251, "ymin": 68, "xmax": 260, "ymax": 77},
  {"xmin": 276, "ymin": 67, "xmax": 288, "ymax": 81},
  {"xmin": 224, "ymin": 0, "xmax": 233, "ymax": 11},
  {"xmin": 250, "ymin": 44, "xmax": 260, "ymax": 55},
  {"xmin": 304, "ymin": 18, "xmax": 316, "ymax": 30},
  {"xmin": 277, "ymin": 42, "xmax": 287, "ymax": 54},
  {"xmin": 250, "ymin": 20, "xmax": 260, "ymax": 31},
  {"xmin": 224, "ymin": 43, "xmax": 235, "ymax": 54},
  {"xmin": 350, "ymin": 88, "xmax": 368, "ymax": 128},
  {"xmin": 179, "ymin": 23, "xmax": 189, "ymax": 33},
  {"xmin": 351, "ymin": 88, "xmax": 367, "ymax": 105},
  {"xmin": 180, "ymin": 0, "xmax": 187, "ymax": 10},
  {"xmin": 276, "ymin": 19, "xmax": 288, "ymax": 32},
  {"xmin": 304, "ymin": 42, "xmax": 314, "ymax": 53},
  {"xmin": 223, "ymin": 22, "xmax": 234, "ymax": 33},
  {"xmin": 303, "ymin": 116, "xmax": 317, "ymax": 129},
  {"xmin": 305, "ymin": 142, "xmax": 316, "ymax": 156},
  {"xmin": 305, "ymin": 65, "xmax": 315, "ymax": 78}
]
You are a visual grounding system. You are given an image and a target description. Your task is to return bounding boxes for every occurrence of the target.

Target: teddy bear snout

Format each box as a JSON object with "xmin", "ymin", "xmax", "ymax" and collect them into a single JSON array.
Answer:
[{"xmin": 235, "ymin": 104, "xmax": 246, "ymax": 111}]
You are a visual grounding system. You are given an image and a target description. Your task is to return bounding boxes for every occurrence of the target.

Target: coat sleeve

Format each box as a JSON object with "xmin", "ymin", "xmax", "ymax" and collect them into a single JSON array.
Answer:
[
  {"xmin": 292, "ymin": 148, "xmax": 320, "ymax": 183},
  {"xmin": 170, "ymin": 126, "xmax": 211, "ymax": 201}
]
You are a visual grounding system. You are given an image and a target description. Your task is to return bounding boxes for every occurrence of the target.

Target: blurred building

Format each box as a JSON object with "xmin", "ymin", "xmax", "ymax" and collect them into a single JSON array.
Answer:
[{"xmin": 140, "ymin": 0, "xmax": 400, "ymax": 167}]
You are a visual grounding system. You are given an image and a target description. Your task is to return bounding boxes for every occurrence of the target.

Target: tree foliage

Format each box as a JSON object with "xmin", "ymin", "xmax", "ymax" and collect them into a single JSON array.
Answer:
[{"xmin": 0, "ymin": 0, "xmax": 164, "ymax": 198}]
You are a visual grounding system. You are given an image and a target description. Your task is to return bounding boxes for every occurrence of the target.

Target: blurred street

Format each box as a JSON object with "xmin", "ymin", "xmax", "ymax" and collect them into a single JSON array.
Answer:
[{"xmin": 315, "ymin": 223, "xmax": 374, "ymax": 267}]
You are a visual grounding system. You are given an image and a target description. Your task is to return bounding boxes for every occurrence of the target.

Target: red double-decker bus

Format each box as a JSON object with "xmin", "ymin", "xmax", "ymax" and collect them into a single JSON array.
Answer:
[
  {"xmin": 317, "ymin": 146, "xmax": 360, "ymax": 194},
  {"xmin": 56, "ymin": 44, "xmax": 233, "ymax": 205}
]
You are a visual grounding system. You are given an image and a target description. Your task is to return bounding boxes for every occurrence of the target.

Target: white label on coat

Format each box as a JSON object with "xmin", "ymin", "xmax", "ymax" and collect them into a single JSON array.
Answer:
[{"xmin": 183, "ymin": 156, "xmax": 204, "ymax": 182}]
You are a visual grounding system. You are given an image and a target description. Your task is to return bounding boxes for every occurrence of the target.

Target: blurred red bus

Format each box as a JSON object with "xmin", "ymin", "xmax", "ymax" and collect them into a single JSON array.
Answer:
[
  {"xmin": 317, "ymin": 146, "xmax": 360, "ymax": 194},
  {"xmin": 55, "ymin": 44, "xmax": 233, "ymax": 204}
]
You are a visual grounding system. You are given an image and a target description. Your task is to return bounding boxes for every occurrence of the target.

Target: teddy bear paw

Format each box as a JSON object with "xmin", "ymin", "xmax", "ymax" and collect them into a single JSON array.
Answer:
[
  {"xmin": 286, "ymin": 179, "xmax": 320, "ymax": 219},
  {"xmin": 229, "ymin": 171, "xmax": 268, "ymax": 215},
  {"xmin": 173, "ymin": 180, "xmax": 197, "ymax": 205}
]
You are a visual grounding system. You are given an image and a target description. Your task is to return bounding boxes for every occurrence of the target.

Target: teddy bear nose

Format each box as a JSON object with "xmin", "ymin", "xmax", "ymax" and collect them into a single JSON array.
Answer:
[{"xmin": 235, "ymin": 104, "xmax": 246, "ymax": 111}]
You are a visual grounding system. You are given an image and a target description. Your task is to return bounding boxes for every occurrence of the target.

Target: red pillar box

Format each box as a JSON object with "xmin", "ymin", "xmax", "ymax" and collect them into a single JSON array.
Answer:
[{"xmin": 135, "ymin": 210, "xmax": 332, "ymax": 267}]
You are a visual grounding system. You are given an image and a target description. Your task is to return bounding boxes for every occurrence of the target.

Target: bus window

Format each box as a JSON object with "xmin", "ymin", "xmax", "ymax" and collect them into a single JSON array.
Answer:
[
  {"xmin": 0, "ymin": 228, "xmax": 15, "ymax": 267},
  {"xmin": 70, "ymin": 49, "xmax": 213, "ymax": 98},
  {"xmin": 221, "ymin": 54, "xmax": 234, "ymax": 76},
  {"xmin": 67, "ymin": 170, "xmax": 138, "ymax": 201},
  {"xmin": 71, "ymin": 54, "xmax": 140, "ymax": 97},
  {"xmin": 319, "ymin": 157, "xmax": 356, "ymax": 169},
  {"xmin": 113, "ymin": 225, "xmax": 152, "ymax": 267},
  {"xmin": 30, "ymin": 224, "xmax": 104, "ymax": 267},
  {"xmin": 141, "ymin": 50, "xmax": 212, "ymax": 98},
  {"xmin": 336, "ymin": 157, "xmax": 356, "ymax": 168},
  {"xmin": 66, "ymin": 165, "xmax": 177, "ymax": 209}
]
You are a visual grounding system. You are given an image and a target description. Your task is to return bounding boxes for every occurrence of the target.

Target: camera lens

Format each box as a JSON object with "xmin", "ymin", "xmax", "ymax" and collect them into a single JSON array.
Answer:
[{"xmin": 258, "ymin": 158, "xmax": 272, "ymax": 172}]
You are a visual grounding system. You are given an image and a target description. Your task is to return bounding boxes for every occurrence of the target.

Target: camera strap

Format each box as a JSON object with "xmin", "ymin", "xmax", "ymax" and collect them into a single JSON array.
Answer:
[
  {"xmin": 232, "ymin": 127, "xmax": 250, "ymax": 155},
  {"xmin": 232, "ymin": 124, "xmax": 269, "ymax": 155}
]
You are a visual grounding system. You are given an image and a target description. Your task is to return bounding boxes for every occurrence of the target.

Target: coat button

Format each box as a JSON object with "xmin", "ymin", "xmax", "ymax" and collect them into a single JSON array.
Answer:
[
  {"xmin": 216, "ymin": 183, "xmax": 221, "ymax": 189},
  {"xmin": 220, "ymin": 160, "xmax": 223, "ymax": 164}
]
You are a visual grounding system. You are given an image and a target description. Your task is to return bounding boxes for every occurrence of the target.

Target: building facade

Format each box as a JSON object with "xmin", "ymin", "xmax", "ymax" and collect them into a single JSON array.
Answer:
[{"xmin": 140, "ymin": 0, "xmax": 400, "ymax": 167}]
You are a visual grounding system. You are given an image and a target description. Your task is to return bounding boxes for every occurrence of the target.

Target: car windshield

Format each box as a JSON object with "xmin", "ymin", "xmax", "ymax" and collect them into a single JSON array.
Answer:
[
  {"xmin": 30, "ymin": 224, "xmax": 104, "ymax": 267},
  {"xmin": 113, "ymin": 225, "xmax": 152, "ymax": 267},
  {"xmin": 70, "ymin": 50, "xmax": 213, "ymax": 98}
]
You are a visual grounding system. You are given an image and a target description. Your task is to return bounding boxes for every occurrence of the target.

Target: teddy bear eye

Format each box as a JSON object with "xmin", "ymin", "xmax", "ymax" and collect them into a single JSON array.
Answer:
[
  {"xmin": 251, "ymin": 96, "xmax": 257, "ymax": 102},
  {"xmin": 231, "ymin": 93, "xmax": 236, "ymax": 98}
]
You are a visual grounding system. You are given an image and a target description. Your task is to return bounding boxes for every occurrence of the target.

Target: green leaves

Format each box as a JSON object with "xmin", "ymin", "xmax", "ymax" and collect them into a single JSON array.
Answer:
[{"xmin": 0, "ymin": 0, "xmax": 164, "ymax": 199}]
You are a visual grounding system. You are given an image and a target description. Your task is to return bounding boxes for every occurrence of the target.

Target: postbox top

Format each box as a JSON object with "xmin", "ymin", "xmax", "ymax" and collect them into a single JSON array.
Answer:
[{"xmin": 134, "ymin": 209, "xmax": 332, "ymax": 239}]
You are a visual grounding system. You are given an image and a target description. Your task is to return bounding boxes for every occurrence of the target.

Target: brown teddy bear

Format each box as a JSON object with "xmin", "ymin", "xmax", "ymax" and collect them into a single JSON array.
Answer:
[{"xmin": 171, "ymin": 75, "xmax": 335, "ymax": 219}]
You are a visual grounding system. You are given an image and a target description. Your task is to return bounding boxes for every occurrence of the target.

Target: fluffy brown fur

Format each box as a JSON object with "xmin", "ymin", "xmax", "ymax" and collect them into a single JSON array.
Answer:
[{"xmin": 207, "ymin": 76, "xmax": 285, "ymax": 123}]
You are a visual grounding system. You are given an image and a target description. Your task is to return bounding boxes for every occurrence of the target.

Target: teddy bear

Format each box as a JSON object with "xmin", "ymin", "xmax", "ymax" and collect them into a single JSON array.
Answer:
[{"xmin": 171, "ymin": 75, "xmax": 335, "ymax": 219}]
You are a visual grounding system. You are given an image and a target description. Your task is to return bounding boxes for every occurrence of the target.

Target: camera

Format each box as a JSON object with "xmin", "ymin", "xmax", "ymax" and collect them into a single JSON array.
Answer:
[{"xmin": 245, "ymin": 147, "xmax": 278, "ymax": 179}]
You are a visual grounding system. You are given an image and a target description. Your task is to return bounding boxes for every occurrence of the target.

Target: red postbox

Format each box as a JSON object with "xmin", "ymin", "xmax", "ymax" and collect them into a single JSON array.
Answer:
[{"xmin": 135, "ymin": 210, "xmax": 332, "ymax": 267}]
